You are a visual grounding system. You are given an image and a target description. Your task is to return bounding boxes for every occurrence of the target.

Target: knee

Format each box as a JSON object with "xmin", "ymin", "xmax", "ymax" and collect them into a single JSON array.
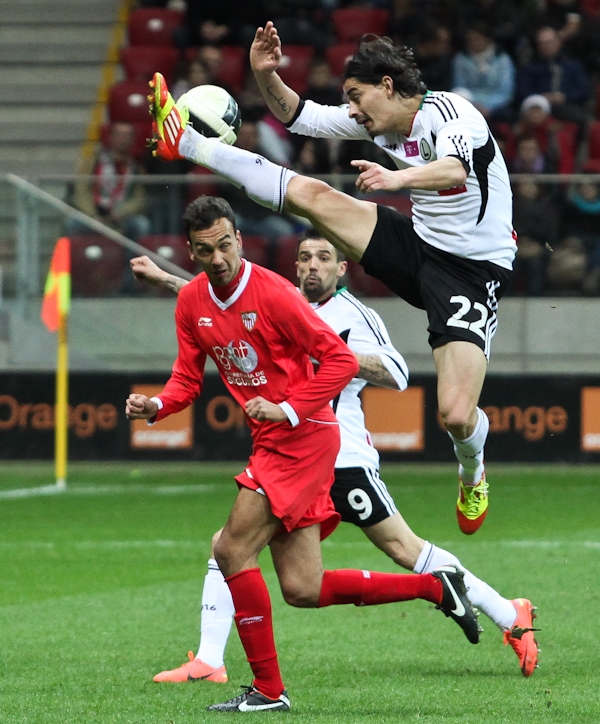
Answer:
[
  {"xmin": 288, "ymin": 177, "xmax": 331, "ymax": 213},
  {"xmin": 210, "ymin": 528, "xmax": 223, "ymax": 558},
  {"xmin": 213, "ymin": 537, "xmax": 236, "ymax": 577},
  {"xmin": 438, "ymin": 404, "xmax": 474, "ymax": 438},
  {"xmin": 279, "ymin": 576, "xmax": 322, "ymax": 608}
]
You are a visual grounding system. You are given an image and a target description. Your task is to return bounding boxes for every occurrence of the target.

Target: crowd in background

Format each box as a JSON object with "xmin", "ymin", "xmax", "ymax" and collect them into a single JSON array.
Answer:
[{"xmin": 71, "ymin": 0, "xmax": 600, "ymax": 297}]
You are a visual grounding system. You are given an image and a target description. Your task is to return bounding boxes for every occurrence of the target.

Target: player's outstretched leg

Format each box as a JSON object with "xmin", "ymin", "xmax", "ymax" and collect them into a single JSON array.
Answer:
[{"xmin": 503, "ymin": 598, "xmax": 540, "ymax": 677}]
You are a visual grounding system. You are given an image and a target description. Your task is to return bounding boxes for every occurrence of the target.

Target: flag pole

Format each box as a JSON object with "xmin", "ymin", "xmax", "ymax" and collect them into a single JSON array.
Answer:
[{"xmin": 55, "ymin": 311, "xmax": 68, "ymax": 490}]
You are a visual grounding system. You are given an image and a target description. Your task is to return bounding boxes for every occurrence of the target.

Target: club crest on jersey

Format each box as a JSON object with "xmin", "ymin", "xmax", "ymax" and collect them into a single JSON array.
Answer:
[
  {"xmin": 241, "ymin": 311, "xmax": 257, "ymax": 331},
  {"xmin": 420, "ymin": 138, "xmax": 432, "ymax": 160}
]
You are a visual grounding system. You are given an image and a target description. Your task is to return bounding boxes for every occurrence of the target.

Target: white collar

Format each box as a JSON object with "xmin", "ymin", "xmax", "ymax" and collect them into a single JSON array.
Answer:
[{"xmin": 208, "ymin": 260, "xmax": 252, "ymax": 310}]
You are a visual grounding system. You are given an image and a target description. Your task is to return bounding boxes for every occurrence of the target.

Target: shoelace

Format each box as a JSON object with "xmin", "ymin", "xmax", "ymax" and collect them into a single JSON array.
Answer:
[
  {"xmin": 225, "ymin": 685, "xmax": 255, "ymax": 705},
  {"xmin": 462, "ymin": 480, "xmax": 489, "ymax": 516}
]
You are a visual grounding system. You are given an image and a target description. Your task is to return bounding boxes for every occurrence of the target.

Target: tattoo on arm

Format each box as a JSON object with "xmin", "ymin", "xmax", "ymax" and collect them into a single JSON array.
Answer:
[
  {"xmin": 266, "ymin": 84, "xmax": 292, "ymax": 117},
  {"xmin": 163, "ymin": 275, "xmax": 188, "ymax": 295},
  {"xmin": 355, "ymin": 353, "xmax": 400, "ymax": 389}
]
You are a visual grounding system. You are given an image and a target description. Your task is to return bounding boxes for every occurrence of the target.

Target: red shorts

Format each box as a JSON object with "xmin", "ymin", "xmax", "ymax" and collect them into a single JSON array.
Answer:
[{"xmin": 235, "ymin": 418, "xmax": 341, "ymax": 540}]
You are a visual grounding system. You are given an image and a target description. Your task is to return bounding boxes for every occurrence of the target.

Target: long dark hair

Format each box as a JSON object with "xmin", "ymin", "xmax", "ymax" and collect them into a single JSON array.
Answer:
[{"xmin": 344, "ymin": 35, "xmax": 427, "ymax": 98}]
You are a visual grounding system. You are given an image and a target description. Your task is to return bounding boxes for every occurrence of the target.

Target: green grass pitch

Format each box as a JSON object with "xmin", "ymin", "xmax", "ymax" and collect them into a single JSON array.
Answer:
[{"xmin": 0, "ymin": 462, "xmax": 599, "ymax": 723}]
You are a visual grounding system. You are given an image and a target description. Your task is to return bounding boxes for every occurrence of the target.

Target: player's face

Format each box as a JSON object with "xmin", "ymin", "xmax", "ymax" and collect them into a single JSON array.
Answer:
[
  {"xmin": 343, "ymin": 77, "xmax": 422, "ymax": 137},
  {"xmin": 187, "ymin": 218, "xmax": 242, "ymax": 286},
  {"xmin": 296, "ymin": 238, "xmax": 347, "ymax": 303}
]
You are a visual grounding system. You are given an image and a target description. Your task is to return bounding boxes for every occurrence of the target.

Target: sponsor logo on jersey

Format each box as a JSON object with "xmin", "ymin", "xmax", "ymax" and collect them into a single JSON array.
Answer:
[
  {"xmin": 403, "ymin": 140, "xmax": 419, "ymax": 157},
  {"xmin": 212, "ymin": 340, "xmax": 268, "ymax": 387},
  {"xmin": 197, "ymin": 316, "xmax": 213, "ymax": 326},
  {"xmin": 383, "ymin": 143, "xmax": 398, "ymax": 150},
  {"xmin": 420, "ymin": 138, "xmax": 432, "ymax": 160},
  {"xmin": 241, "ymin": 311, "xmax": 257, "ymax": 331}
]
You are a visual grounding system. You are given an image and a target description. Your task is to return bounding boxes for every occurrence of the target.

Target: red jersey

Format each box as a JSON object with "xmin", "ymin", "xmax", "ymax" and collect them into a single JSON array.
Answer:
[{"xmin": 154, "ymin": 261, "xmax": 359, "ymax": 445}]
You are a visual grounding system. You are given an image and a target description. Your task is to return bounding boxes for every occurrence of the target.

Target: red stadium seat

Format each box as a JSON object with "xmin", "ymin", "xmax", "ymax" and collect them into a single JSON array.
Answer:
[
  {"xmin": 277, "ymin": 46, "xmax": 315, "ymax": 96},
  {"xmin": 70, "ymin": 235, "xmax": 125, "ymax": 297},
  {"xmin": 121, "ymin": 46, "xmax": 179, "ymax": 84},
  {"xmin": 331, "ymin": 8, "xmax": 390, "ymax": 44},
  {"xmin": 186, "ymin": 166, "xmax": 223, "ymax": 203},
  {"xmin": 273, "ymin": 234, "xmax": 301, "ymax": 283},
  {"xmin": 581, "ymin": 0, "xmax": 600, "ymax": 17},
  {"xmin": 346, "ymin": 259, "xmax": 393, "ymax": 297},
  {"xmin": 185, "ymin": 45, "xmax": 247, "ymax": 94},
  {"xmin": 136, "ymin": 235, "xmax": 195, "ymax": 296},
  {"xmin": 587, "ymin": 120, "xmax": 600, "ymax": 159},
  {"xmin": 108, "ymin": 81, "xmax": 152, "ymax": 123},
  {"xmin": 325, "ymin": 43, "xmax": 357, "ymax": 78},
  {"xmin": 127, "ymin": 8, "xmax": 184, "ymax": 47},
  {"xmin": 556, "ymin": 121, "xmax": 578, "ymax": 174},
  {"xmin": 99, "ymin": 120, "xmax": 152, "ymax": 161},
  {"xmin": 240, "ymin": 235, "xmax": 269, "ymax": 267},
  {"xmin": 373, "ymin": 194, "xmax": 413, "ymax": 216}
]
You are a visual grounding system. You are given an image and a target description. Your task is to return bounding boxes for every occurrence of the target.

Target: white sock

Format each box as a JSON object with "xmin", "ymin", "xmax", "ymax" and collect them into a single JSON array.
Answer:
[
  {"xmin": 197, "ymin": 559, "xmax": 235, "ymax": 668},
  {"xmin": 449, "ymin": 407, "xmax": 488, "ymax": 485},
  {"xmin": 414, "ymin": 541, "xmax": 517, "ymax": 631},
  {"xmin": 179, "ymin": 124, "xmax": 297, "ymax": 213}
]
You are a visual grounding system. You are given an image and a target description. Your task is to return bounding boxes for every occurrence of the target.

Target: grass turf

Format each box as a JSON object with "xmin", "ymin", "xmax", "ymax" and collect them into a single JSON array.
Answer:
[{"xmin": 0, "ymin": 462, "xmax": 598, "ymax": 723}]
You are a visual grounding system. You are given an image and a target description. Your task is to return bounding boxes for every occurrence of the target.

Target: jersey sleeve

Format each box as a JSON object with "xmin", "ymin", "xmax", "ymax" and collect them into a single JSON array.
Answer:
[
  {"xmin": 154, "ymin": 296, "xmax": 207, "ymax": 421},
  {"xmin": 348, "ymin": 305, "xmax": 409, "ymax": 391},
  {"xmin": 271, "ymin": 286, "xmax": 359, "ymax": 423},
  {"xmin": 288, "ymin": 99, "xmax": 370, "ymax": 141}
]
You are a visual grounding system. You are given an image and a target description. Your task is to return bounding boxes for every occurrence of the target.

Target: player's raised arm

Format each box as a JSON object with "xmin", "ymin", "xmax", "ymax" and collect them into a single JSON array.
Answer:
[
  {"xmin": 250, "ymin": 22, "xmax": 300, "ymax": 125},
  {"xmin": 131, "ymin": 255, "xmax": 190, "ymax": 294}
]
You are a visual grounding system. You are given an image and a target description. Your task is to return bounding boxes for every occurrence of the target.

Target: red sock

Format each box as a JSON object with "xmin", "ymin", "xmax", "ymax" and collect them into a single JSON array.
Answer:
[
  {"xmin": 318, "ymin": 569, "xmax": 443, "ymax": 608},
  {"xmin": 225, "ymin": 568, "xmax": 284, "ymax": 700}
]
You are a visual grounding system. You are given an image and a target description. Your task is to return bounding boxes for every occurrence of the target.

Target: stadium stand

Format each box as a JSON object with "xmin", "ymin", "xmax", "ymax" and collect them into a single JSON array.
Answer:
[
  {"xmin": 121, "ymin": 45, "xmax": 179, "ymax": 84},
  {"xmin": 70, "ymin": 235, "xmax": 125, "ymax": 297},
  {"xmin": 331, "ymin": 8, "xmax": 390, "ymax": 43},
  {"xmin": 127, "ymin": 7, "xmax": 184, "ymax": 47}
]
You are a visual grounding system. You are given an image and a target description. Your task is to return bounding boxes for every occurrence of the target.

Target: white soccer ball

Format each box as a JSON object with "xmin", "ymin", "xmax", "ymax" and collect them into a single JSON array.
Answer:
[{"xmin": 177, "ymin": 85, "xmax": 242, "ymax": 146}]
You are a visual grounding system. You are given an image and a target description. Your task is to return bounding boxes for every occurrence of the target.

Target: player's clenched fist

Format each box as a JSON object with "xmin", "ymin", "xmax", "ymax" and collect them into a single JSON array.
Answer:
[
  {"xmin": 245, "ymin": 396, "xmax": 287, "ymax": 422},
  {"xmin": 126, "ymin": 394, "xmax": 159, "ymax": 420}
]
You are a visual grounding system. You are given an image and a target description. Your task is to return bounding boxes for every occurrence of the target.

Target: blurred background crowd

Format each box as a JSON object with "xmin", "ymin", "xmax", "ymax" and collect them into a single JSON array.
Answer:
[{"xmin": 72, "ymin": 0, "xmax": 600, "ymax": 297}]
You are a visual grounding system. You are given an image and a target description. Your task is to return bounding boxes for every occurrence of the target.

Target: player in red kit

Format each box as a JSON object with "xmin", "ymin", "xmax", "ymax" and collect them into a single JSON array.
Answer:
[{"xmin": 126, "ymin": 196, "xmax": 480, "ymax": 713}]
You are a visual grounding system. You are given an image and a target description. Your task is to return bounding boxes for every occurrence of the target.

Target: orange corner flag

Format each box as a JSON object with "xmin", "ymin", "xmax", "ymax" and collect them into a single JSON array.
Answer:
[{"xmin": 41, "ymin": 237, "xmax": 71, "ymax": 332}]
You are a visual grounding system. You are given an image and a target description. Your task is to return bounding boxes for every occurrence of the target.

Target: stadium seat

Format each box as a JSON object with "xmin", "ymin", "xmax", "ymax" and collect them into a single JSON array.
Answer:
[
  {"xmin": 581, "ymin": 0, "xmax": 600, "ymax": 17},
  {"xmin": 273, "ymin": 234, "xmax": 301, "ymax": 283},
  {"xmin": 70, "ymin": 235, "xmax": 125, "ymax": 297},
  {"xmin": 241, "ymin": 235, "xmax": 269, "ymax": 267},
  {"xmin": 186, "ymin": 166, "xmax": 223, "ymax": 202},
  {"xmin": 587, "ymin": 120, "xmax": 600, "ymax": 160},
  {"xmin": 185, "ymin": 45, "xmax": 247, "ymax": 94},
  {"xmin": 374, "ymin": 194, "xmax": 413, "ymax": 217},
  {"xmin": 108, "ymin": 81, "xmax": 152, "ymax": 123},
  {"xmin": 346, "ymin": 259, "xmax": 393, "ymax": 297},
  {"xmin": 121, "ymin": 46, "xmax": 179, "ymax": 84},
  {"xmin": 331, "ymin": 8, "xmax": 390, "ymax": 44},
  {"xmin": 325, "ymin": 43, "xmax": 357, "ymax": 78},
  {"xmin": 99, "ymin": 121, "xmax": 152, "ymax": 161},
  {"xmin": 556, "ymin": 121, "xmax": 578, "ymax": 174},
  {"xmin": 138, "ymin": 234, "xmax": 195, "ymax": 273},
  {"xmin": 277, "ymin": 46, "xmax": 315, "ymax": 96},
  {"xmin": 127, "ymin": 8, "xmax": 184, "ymax": 47}
]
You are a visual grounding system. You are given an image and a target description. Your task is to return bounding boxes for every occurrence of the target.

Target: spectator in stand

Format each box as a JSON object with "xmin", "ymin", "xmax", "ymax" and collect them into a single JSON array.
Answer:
[
  {"xmin": 173, "ymin": 1, "xmax": 265, "ymax": 52},
  {"xmin": 512, "ymin": 95, "xmax": 561, "ymax": 174},
  {"xmin": 510, "ymin": 136, "xmax": 549, "ymax": 174},
  {"xmin": 546, "ymin": 235, "xmax": 588, "ymax": 294},
  {"xmin": 67, "ymin": 121, "xmax": 151, "ymax": 292},
  {"xmin": 450, "ymin": 0, "xmax": 527, "ymax": 57},
  {"xmin": 67, "ymin": 121, "xmax": 150, "ymax": 242},
  {"xmin": 517, "ymin": 25, "xmax": 589, "ymax": 130},
  {"xmin": 304, "ymin": 58, "xmax": 342, "ymax": 106},
  {"xmin": 563, "ymin": 177, "xmax": 600, "ymax": 292},
  {"xmin": 172, "ymin": 59, "xmax": 211, "ymax": 102},
  {"xmin": 511, "ymin": 180, "xmax": 559, "ymax": 295},
  {"xmin": 294, "ymin": 138, "xmax": 332, "ymax": 175},
  {"xmin": 412, "ymin": 21, "xmax": 454, "ymax": 91},
  {"xmin": 223, "ymin": 119, "xmax": 295, "ymax": 265},
  {"xmin": 452, "ymin": 20, "xmax": 515, "ymax": 121}
]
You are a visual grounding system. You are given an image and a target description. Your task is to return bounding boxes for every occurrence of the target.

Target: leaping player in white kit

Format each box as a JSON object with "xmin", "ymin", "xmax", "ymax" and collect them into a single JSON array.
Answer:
[
  {"xmin": 147, "ymin": 23, "xmax": 516, "ymax": 537},
  {"xmin": 131, "ymin": 230, "xmax": 538, "ymax": 683}
]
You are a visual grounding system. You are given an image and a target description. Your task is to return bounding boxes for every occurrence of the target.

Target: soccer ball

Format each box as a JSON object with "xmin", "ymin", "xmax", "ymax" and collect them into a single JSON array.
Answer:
[{"xmin": 177, "ymin": 85, "xmax": 242, "ymax": 146}]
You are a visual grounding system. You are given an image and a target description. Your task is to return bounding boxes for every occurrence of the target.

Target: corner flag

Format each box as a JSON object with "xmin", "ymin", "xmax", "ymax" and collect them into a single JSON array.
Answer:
[
  {"xmin": 41, "ymin": 237, "xmax": 71, "ymax": 490},
  {"xmin": 41, "ymin": 236, "xmax": 71, "ymax": 331}
]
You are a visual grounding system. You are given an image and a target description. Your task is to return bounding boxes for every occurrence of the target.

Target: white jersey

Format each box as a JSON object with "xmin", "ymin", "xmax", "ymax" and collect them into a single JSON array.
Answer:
[
  {"xmin": 288, "ymin": 92, "xmax": 516, "ymax": 269},
  {"xmin": 312, "ymin": 287, "xmax": 409, "ymax": 469}
]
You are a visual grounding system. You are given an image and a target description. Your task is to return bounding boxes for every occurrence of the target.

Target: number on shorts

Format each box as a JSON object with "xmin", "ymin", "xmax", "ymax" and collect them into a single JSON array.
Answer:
[
  {"xmin": 447, "ymin": 295, "xmax": 488, "ymax": 341},
  {"xmin": 348, "ymin": 488, "xmax": 373, "ymax": 521}
]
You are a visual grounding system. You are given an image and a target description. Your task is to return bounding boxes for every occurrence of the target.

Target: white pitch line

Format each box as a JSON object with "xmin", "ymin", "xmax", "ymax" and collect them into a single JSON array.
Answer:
[{"xmin": 0, "ymin": 483, "xmax": 215, "ymax": 500}]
